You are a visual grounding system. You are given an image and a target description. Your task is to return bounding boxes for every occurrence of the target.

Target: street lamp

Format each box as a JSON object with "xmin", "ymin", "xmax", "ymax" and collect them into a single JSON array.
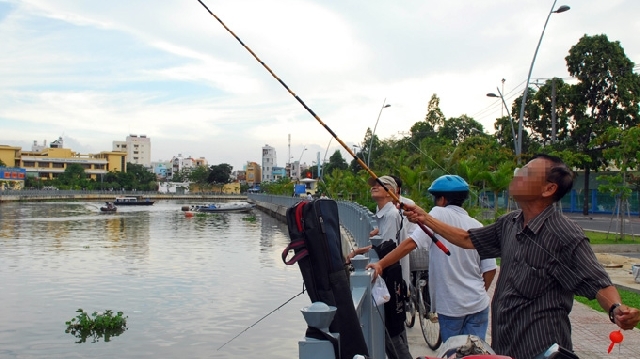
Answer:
[
  {"xmin": 296, "ymin": 147, "xmax": 307, "ymax": 179},
  {"xmin": 321, "ymin": 138, "xmax": 333, "ymax": 180},
  {"xmin": 516, "ymin": 1, "xmax": 570, "ymax": 163},
  {"xmin": 487, "ymin": 88, "xmax": 518, "ymax": 155},
  {"xmin": 367, "ymin": 99, "xmax": 391, "ymax": 168}
]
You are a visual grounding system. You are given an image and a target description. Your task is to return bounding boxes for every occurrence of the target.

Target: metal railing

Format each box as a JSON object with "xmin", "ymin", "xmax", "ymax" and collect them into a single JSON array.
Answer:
[{"xmin": 248, "ymin": 194, "xmax": 386, "ymax": 359}]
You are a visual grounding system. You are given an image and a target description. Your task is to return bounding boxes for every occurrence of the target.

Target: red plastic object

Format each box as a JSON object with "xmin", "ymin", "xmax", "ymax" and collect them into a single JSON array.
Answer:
[{"xmin": 608, "ymin": 330, "xmax": 624, "ymax": 353}]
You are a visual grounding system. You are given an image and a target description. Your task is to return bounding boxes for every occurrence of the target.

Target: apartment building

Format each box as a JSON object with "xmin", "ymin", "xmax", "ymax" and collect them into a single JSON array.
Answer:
[{"xmin": 113, "ymin": 134, "xmax": 151, "ymax": 168}]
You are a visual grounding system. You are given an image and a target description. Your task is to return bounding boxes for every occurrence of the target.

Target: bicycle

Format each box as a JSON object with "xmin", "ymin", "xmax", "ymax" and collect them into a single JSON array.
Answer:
[{"xmin": 407, "ymin": 247, "xmax": 441, "ymax": 350}]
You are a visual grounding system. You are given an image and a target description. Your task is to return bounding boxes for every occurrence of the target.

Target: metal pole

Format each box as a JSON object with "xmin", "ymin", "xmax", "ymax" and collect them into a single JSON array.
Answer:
[
  {"xmin": 516, "ymin": 0, "xmax": 568, "ymax": 164},
  {"xmin": 367, "ymin": 99, "xmax": 390, "ymax": 168},
  {"xmin": 496, "ymin": 87, "xmax": 519, "ymax": 155}
]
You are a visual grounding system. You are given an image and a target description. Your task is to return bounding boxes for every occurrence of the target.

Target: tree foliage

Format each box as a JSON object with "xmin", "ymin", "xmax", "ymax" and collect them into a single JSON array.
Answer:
[{"xmin": 208, "ymin": 163, "xmax": 233, "ymax": 184}]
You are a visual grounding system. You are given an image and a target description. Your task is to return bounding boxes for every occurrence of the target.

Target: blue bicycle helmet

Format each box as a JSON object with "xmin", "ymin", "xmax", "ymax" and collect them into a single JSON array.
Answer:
[{"xmin": 428, "ymin": 175, "xmax": 469, "ymax": 193}]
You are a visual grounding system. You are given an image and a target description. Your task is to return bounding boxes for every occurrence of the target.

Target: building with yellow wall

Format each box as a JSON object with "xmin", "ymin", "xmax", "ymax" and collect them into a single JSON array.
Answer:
[
  {"xmin": 0, "ymin": 143, "xmax": 127, "ymax": 181},
  {"xmin": 0, "ymin": 145, "xmax": 21, "ymax": 168},
  {"xmin": 245, "ymin": 161, "xmax": 261, "ymax": 187}
]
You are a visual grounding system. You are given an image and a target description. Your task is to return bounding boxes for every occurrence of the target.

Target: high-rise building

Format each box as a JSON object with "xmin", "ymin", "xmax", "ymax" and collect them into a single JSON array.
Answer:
[
  {"xmin": 261, "ymin": 144, "xmax": 277, "ymax": 182},
  {"xmin": 112, "ymin": 134, "xmax": 151, "ymax": 168}
]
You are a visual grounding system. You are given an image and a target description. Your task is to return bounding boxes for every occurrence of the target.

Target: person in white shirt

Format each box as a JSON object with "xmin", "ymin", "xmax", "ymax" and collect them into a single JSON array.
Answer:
[
  {"xmin": 368, "ymin": 175, "xmax": 496, "ymax": 343},
  {"xmin": 367, "ymin": 175, "xmax": 412, "ymax": 359}
]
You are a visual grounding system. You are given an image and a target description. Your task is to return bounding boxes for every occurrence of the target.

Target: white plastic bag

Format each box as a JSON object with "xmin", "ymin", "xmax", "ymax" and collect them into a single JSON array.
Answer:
[{"xmin": 372, "ymin": 276, "xmax": 390, "ymax": 306}]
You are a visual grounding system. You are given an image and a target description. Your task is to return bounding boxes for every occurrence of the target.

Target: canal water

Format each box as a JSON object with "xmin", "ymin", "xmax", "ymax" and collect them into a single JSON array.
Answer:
[{"xmin": 0, "ymin": 201, "xmax": 309, "ymax": 359}]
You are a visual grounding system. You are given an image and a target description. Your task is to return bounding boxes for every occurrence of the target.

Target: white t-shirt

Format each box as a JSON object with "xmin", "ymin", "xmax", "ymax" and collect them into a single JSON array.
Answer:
[
  {"xmin": 374, "ymin": 201, "xmax": 401, "ymax": 243},
  {"xmin": 398, "ymin": 195, "xmax": 417, "ymax": 287},
  {"xmin": 410, "ymin": 205, "xmax": 496, "ymax": 317}
]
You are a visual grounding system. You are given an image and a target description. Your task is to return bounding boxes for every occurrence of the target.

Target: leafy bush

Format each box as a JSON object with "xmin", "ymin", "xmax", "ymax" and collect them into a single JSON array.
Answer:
[{"xmin": 65, "ymin": 309, "xmax": 127, "ymax": 343}]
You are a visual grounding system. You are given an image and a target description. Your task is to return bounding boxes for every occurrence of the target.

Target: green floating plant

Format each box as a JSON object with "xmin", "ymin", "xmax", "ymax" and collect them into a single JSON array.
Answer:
[
  {"xmin": 242, "ymin": 215, "xmax": 257, "ymax": 222},
  {"xmin": 65, "ymin": 308, "xmax": 128, "ymax": 343}
]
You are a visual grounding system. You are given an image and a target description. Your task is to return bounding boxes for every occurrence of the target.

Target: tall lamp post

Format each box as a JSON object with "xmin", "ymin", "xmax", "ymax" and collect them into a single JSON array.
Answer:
[
  {"xmin": 487, "ymin": 88, "xmax": 518, "ymax": 156},
  {"xmin": 516, "ymin": 1, "xmax": 570, "ymax": 163},
  {"xmin": 367, "ymin": 99, "xmax": 391, "ymax": 168},
  {"xmin": 297, "ymin": 147, "xmax": 307, "ymax": 179}
]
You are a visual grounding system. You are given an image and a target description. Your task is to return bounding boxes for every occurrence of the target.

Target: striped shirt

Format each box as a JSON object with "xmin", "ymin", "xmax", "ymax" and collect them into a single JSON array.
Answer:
[{"xmin": 469, "ymin": 205, "xmax": 612, "ymax": 359}]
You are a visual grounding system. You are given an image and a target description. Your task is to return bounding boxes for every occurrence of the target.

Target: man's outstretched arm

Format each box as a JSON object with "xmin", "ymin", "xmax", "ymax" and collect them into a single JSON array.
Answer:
[{"xmin": 401, "ymin": 202, "xmax": 475, "ymax": 249}]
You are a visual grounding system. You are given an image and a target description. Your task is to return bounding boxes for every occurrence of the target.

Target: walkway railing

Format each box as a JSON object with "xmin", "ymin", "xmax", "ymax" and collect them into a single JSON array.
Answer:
[{"xmin": 248, "ymin": 194, "xmax": 386, "ymax": 359}]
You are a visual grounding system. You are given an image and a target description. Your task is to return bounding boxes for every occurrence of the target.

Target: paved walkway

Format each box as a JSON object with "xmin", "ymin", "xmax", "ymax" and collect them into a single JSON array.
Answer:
[{"xmin": 407, "ymin": 256, "xmax": 640, "ymax": 358}]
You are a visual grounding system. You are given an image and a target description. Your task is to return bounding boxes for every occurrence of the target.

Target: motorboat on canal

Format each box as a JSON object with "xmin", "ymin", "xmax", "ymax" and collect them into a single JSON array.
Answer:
[
  {"xmin": 181, "ymin": 202, "xmax": 255, "ymax": 213},
  {"xmin": 100, "ymin": 202, "xmax": 117, "ymax": 212},
  {"xmin": 114, "ymin": 196, "xmax": 155, "ymax": 206}
]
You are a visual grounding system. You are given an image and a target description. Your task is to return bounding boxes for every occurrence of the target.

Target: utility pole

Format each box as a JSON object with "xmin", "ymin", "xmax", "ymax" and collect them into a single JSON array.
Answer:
[
  {"xmin": 551, "ymin": 78, "xmax": 557, "ymax": 144},
  {"xmin": 501, "ymin": 78, "xmax": 506, "ymax": 117}
]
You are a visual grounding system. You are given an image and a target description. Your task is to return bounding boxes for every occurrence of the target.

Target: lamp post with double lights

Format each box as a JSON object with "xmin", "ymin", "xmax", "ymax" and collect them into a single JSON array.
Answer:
[
  {"xmin": 487, "ymin": 88, "xmax": 518, "ymax": 156},
  {"xmin": 367, "ymin": 99, "xmax": 391, "ymax": 168},
  {"xmin": 516, "ymin": 1, "xmax": 570, "ymax": 163}
]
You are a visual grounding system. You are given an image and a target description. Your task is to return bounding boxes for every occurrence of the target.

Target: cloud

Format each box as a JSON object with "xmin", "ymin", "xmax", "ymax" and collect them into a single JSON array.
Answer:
[{"xmin": 1, "ymin": 0, "xmax": 639, "ymax": 170}]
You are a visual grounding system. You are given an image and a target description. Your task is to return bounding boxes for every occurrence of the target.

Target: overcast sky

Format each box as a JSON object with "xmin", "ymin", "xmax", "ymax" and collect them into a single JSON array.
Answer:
[{"xmin": 1, "ymin": 0, "xmax": 638, "ymax": 171}]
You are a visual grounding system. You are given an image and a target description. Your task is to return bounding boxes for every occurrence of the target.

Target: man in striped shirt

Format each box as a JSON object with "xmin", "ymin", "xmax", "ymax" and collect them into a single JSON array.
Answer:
[{"xmin": 401, "ymin": 154, "xmax": 640, "ymax": 359}]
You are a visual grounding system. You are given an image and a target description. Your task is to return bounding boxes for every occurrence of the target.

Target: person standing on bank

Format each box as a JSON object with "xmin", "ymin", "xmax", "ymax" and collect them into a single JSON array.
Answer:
[
  {"xmin": 367, "ymin": 175, "xmax": 412, "ymax": 359},
  {"xmin": 368, "ymin": 175, "xmax": 496, "ymax": 343},
  {"xmin": 401, "ymin": 154, "xmax": 640, "ymax": 359},
  {"xmin": 389, "ymin": 175, "xmax": 418, "ymax": 290}
]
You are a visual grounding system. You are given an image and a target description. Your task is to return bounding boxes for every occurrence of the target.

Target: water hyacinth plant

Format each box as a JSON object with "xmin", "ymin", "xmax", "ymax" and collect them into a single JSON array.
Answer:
[{"xmin": 65, "ymin": 309, "xmax": 128, "ymax": 343}]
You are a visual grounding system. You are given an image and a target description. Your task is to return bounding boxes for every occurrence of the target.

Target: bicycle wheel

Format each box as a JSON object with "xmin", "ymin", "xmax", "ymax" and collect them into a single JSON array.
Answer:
[
  {"xmin": 404, "ymin": 281, "xmax": 416, "ymax": 328},
  {"xmin": 417, "ymin": 275, "xmax": 441, "ymax": 350}
]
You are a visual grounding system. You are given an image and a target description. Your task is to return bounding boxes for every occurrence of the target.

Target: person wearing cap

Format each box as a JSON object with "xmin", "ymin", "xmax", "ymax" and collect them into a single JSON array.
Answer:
[
  {"xmin": 367, "ymin": 175, "xmax": 413, "ymax": 359},
  {"xmin": 367, "ymin": 174, "xmax": 497, "ymax": 344},
  {"xmin": 400, "ymin": 155, "xmax": 640, "ymax": 359},
  {"xmin": 389, "ymin": 175, "xmax": 417, "ymax": 287}
]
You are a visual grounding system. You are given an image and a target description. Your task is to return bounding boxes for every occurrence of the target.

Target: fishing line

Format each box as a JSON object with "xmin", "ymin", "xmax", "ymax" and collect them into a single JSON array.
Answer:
[
  {"xmin": 196, "ymin": 0, "xmax": 450, "ymax": 256},
  {"xmin": 216, "ymin": 289, "xmax": 306, "ymax": 351}
]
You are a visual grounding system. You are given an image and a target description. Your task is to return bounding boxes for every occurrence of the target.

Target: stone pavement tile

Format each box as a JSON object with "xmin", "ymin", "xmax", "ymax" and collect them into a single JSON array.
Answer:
[
  {"xmin": 570, "ymin": 302, "xmax": 640, "ymax": 359},
  {"xmin": 409, "ymin": 266, "xmax": 640, "ymax": 359}
]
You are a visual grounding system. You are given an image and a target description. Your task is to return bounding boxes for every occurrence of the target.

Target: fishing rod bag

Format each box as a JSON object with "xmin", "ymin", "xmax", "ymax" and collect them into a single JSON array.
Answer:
[{"xmin": 282, "ymin": 198, "xmax": 369, "ymax": 359}]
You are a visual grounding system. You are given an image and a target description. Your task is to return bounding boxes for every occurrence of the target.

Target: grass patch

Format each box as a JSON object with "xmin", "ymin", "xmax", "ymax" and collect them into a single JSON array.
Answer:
[
  {"xmin": 575, "ymin": 289, "xmax": 640, "ymax": 329},
  {"xmin": 584, "ymin": 230, "xmax": 639, "ymax": 245}
]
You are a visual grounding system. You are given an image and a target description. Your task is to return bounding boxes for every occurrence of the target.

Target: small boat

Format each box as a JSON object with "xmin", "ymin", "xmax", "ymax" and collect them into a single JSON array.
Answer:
[
  {"xmin": 100, "ymin": 202, "xmax": 117, "ymax": 212},
  {"xmin": 181, "ymin": 202, "xmax": 255, "ymax": 213},
  {"xmin": 114, "ymin": 196, "xmax": 155, "ymax": 206}
]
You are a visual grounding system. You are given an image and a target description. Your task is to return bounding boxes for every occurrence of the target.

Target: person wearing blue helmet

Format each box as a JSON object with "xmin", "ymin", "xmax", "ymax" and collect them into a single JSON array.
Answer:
[
  {"xmin": 401, "ymin": 155, "xmax": 640, "ymax": 359},
  {"xmin": 368, "ymin": 174, "xmax": 497, "ymax": 344}
]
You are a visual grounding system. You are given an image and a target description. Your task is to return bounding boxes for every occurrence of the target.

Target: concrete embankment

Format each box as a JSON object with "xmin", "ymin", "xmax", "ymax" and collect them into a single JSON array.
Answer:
[
  {"xmin": 253, "ymin": 200, "xmax": 288, "ymax": 222},
  {"xmin": 0, "ymin": 192, "xmax": 247, "ymax": 203}
]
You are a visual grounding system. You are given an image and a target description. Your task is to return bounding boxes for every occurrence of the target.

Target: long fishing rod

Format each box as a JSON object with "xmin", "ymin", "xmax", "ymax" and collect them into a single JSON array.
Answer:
[
  {"xmin": 196, "ymin": 0, "xmax": 450, "ymax": 256},
  {"xmin": 217, "ymin": 290, "xmax": 305, "ymax": 350}
]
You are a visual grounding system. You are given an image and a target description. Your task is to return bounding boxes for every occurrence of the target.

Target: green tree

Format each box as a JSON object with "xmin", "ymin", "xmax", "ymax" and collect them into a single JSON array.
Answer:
[
  {"xmin": 564, "ymin": 34, "xmax": 640, "ymax": 215},
  {"xmin": 438, "ymin": 115, "xmax": 484, "ymax": 146},
  {"xmin": 208, "ymin": 163, "xmax": 233, "ymax": 184},
  {"xmin": 596, "ymin": 125, "xmax": 640, "ymax": 227},
  {"xmin": 424, "ymin": 93, "xmax": 446, "ymax": 129},
  {"xmin": 171, "ymin": 168, "xmax": 188, "ymax": 183},
  {"xmin": 57, "ymin": 163, "xmax": 90, "ymax": 189},
  {"xmin": 124, "ymin": 163, "xmax": 157, "ymax": 191},
  {"xmin": 261, "ymin": 177, "xmax": 293, "ymax": 195},
  {"xmin": 322, "ymin": 150, "xmax": 348, "ymax": 177},
  {"xmin": 189, "ymin": 166, "xmax": 211, "ymax": 190},
  {"xmin": 479, "ymin": 162, "xmax": 515, "ymax": 216},
  {"xmin": 527, "ymin": 78, "xmax": 573, "ymax": 147},
  {"xmin": 0, "ymin": 159, "xmax": 6, "ymax": 167}
]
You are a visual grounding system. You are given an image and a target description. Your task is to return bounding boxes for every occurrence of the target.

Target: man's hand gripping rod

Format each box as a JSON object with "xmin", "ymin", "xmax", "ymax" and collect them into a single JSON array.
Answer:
[{"xmin": 196, "ymin": 0, "xmax": 450, "ymax": 256}]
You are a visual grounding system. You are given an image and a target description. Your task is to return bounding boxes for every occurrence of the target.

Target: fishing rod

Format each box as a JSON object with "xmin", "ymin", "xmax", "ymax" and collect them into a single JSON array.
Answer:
[
  {"xmin": 217, "ymin": 290, "xmax": 305, "ymax": 350},
  {"xmin": 196, "ymin": 0, "xmax": 450, "ymax": 256}
]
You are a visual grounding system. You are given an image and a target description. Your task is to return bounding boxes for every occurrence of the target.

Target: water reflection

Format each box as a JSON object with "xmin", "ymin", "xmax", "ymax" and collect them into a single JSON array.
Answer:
[{"xmin": 0, "ymin": 201, "xmax": 308, "ymax": 359}]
